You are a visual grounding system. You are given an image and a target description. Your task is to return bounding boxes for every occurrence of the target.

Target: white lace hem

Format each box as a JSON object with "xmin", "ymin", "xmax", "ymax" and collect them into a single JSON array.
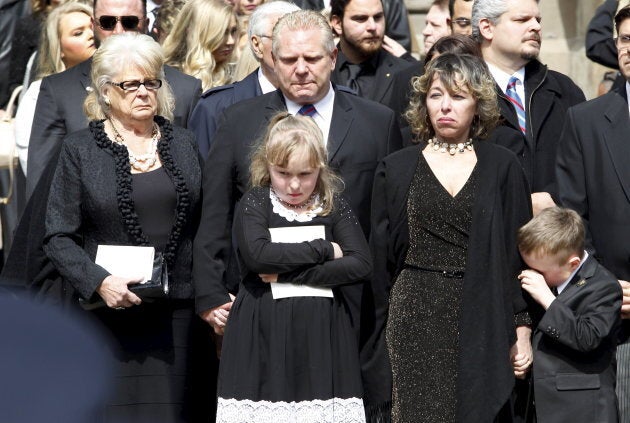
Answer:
[
  {"xmin": 269, "ymin": 188, "xmax": 323, "ymax": 222},
  {"xmin": 216, "ymin": 396, "xmax": 366, "ymax": 423}
]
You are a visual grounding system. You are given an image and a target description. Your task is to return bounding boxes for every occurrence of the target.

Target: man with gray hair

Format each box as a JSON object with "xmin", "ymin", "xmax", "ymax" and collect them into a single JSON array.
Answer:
[
  {"xmin": 472, "ymin": 0, "xmax": 585, "ymax": 216},
  {"xmin": 188, "ymin": 0, "xmax": 300, "ymax": 159}
]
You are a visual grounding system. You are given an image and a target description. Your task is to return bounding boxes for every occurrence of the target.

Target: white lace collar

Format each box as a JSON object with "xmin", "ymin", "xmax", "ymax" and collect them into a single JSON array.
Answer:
[{"xmin": 269, "ymin": 188, "xmax": 323, "ymax": 223}]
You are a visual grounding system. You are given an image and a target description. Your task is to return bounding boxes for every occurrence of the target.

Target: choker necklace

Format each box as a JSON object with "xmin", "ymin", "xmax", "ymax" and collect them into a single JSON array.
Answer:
[
  {"xmin": 109, "ymin": 118, "xmax": 160, "ymax": 172},
  {"xmin": 428, "ymin": 137, "xmax": 473, "ymax": 155},
  {"xmin": 271, "ymin": 188, "xmax": 317, "ymax": 210}
]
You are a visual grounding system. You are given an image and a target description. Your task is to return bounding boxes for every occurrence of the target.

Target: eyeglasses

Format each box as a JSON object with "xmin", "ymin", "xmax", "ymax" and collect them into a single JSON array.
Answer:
[
  {"xmin": 97, "ymin": 15, "xmax": 140, "ymax": 31},
  {"xmin": 452, "ymin": 17, "xmax": 471, "ymax": 28},
  {"xmin": 616, "ymin": 35, "xmax": 630, "ymax": 48},
  {"xmin": 108, "ymin": 79, "xmax": 162, "ymax": 91}
]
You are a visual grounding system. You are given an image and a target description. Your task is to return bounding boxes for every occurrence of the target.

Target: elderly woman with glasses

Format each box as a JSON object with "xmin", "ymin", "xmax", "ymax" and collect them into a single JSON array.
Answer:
[{"xmin": 42, "ymin": 32, "xmax": 207, "ymax": 422}]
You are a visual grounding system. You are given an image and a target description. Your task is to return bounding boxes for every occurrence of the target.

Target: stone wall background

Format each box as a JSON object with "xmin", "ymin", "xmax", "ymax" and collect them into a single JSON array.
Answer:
[{"xmin": 407, "ymin": 0, "xmax": 611, "ymax": 99}]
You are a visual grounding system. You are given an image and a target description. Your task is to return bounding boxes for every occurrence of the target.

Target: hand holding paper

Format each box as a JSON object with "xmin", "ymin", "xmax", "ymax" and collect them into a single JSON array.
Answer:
[{"xmin": 97, "ymin": 275, "xmax": 143, "ymax": 309}]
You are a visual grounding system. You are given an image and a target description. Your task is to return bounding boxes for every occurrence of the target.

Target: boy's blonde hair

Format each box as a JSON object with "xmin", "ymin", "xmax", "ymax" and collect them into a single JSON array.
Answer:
[{"xmin": 517, "ymin": 207, "xmax": 585, "ymax": 265}]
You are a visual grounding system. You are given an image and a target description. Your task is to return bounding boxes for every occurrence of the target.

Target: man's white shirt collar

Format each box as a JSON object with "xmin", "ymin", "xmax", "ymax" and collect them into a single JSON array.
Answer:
[
  {"xmin": 257, "ymin": 68, "xmax": 276, "ymax": 94},
  {"xmin": 284, "ymin": 83, "xmax": 335, "ymax": 145},
  {"xmin": 488, "ymin": 63, "xmax": 526, "ymax": 102}
]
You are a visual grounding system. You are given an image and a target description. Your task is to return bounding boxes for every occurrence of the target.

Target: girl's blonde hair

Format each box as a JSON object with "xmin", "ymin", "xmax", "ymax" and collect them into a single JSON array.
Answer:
[
  {"xmin": 162, "ymin": 0, "xmax": 237, "ymax": 90},
  {"xmin": 37, "ymin": 1, "xmax": 93, "ymax": 79},
  {"xmin": 250, "ymin": 113, "xmax": 343, "ymax": 216}
]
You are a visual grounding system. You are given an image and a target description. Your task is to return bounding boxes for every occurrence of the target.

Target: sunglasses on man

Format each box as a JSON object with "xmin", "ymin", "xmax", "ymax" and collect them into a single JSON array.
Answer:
[{"xmin": 97, "ymin": 15, "xmax": 141, "ymax": 31}]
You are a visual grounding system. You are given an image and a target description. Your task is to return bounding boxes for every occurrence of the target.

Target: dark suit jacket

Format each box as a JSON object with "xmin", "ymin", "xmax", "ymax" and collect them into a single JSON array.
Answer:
[
  {"xmin": 26, "ymin": 58, "xmax": 202, "ymax": 197},
  {"xmin": 42, "ymin": 118, "xmax": 202, "ymax": 301},
  {"xmin": 369, "ymin": 142, "xmax": 532, "ymax": 421},
  {"xmin": 495, "ymin": 60, "xmax": 585, "ymax": 197},
  {"xmin": 556, "ymin": 86, "xmax": 630, "ymax": 341},
  {"xmin": 332, "ymin": 48, "xmax": 411, "ymax": 104},
  {"xmin": 532, "ymin": 255, "xmax": 621, "ymax": 423},
  {"xmin": 193, "ymin": 87, "xmax": 402, "ymax": 312},
  {"xmin": 382, "ymin": 59, "xmax": 423, "ymax": 127},
  {"xmin": 188, "ymin": 69, "xmax": 262, "ymax": 159}
]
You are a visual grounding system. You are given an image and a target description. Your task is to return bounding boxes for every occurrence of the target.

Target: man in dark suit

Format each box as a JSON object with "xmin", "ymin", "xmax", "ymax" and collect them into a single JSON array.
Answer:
[
  {"xmin": 472, "ymin": 0, "xmax": 585, "ymax": 215},
  {"xmin": 329, "ymin": 0, "xmax": 410, "ymax": 104},
  {"xmin": 193, "ymin": 10, "xmax": 401, "ymax": 345},
  {"xmin": 518, "ymin": 207, "xmax": 621, "ymax": 423},
  {"xmin": 26, "ymin": 0, "xmax": 201, "ymax": 198},
  {"xmin": 556, "ymin": 6, "xmax": 630, "ymax": 419},
  {"xmin": 187, "ymin": 0, "xmax": 300, "ymax": 159}
]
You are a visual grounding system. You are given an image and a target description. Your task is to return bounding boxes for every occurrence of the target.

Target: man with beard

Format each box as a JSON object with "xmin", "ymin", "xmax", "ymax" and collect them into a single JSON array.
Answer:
[
  {"xmin": 473, "ymin": 0, "xmax": 585, "ymax": 216},
  {"xmin": 329, "ymin": 0, "xmax": 410, "ymax": 103},
  {"xmin": 556, "ymin": 6, "xmax": 630, "ymax": 420}
]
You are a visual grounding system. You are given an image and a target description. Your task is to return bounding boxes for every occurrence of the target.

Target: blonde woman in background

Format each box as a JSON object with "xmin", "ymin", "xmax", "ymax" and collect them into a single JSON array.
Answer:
[
  {"xmin": 163, "ymin": 0, "xmax": 238, "ymax": 91},
  {"xmin": 15, "ymin": 0, "xmax": 96, "ymax": 174}
]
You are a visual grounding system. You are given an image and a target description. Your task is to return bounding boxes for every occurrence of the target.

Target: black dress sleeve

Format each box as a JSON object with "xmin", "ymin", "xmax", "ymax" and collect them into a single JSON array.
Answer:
[
  {"xmin": 234, "ymin": 188, "xmax": 335, "ymax": 274},
  {"xmin": 43, "ymin": 140, "xmax": 110, "ymax": 300},
  {"xmin": 276, "ymin": 195, "xmax": 373, "ymax": 287}
]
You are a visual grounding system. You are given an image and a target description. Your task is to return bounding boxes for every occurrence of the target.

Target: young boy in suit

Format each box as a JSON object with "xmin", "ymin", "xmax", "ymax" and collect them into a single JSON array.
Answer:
[{"xmin": 517, "ymin": 207, "xmax": 622, "ymax": 423}]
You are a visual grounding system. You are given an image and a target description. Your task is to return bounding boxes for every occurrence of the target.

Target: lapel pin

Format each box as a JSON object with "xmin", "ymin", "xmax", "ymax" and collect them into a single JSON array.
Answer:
[
  {"xmin": 576, "ymin": 279, "xmax": 587, "ymax": 287},
  {"xmin": 386, "ymin": 73, "xmax": 391, "ymax": 78}
]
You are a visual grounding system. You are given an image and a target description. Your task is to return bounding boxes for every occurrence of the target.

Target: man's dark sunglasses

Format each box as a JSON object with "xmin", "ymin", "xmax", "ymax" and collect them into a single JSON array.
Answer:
[{"xmin": 97, "ymin": 15, "xmax": 140, "ymax": 31}]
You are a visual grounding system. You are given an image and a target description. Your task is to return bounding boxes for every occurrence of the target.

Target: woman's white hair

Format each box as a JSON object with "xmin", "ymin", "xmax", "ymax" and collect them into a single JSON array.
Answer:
[{"xmin": 84, "ymin": 33, "xmax": 174, "ymax": 121}]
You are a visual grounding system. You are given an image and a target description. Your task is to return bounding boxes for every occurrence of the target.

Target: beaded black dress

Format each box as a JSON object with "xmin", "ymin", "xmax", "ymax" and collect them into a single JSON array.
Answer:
[{"xmin": 386, "ymin": 153, "xmax": 478, "ymax": 423}]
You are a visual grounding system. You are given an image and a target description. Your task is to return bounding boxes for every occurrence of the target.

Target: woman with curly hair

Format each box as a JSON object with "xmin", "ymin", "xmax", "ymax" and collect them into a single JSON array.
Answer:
[
  {"xmin": 369, "ymin": 53, "xmax": 533, "ymax": 422},
  {"xmin": 162, "ymin": 0, "xmax": 238, "ymax": 90}
]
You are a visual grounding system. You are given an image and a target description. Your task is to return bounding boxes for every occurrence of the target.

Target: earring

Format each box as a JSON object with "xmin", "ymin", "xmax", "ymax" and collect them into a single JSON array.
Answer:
[{"xmin": 104, "ymin": 97, "xmax": 110, "ymax": 106}]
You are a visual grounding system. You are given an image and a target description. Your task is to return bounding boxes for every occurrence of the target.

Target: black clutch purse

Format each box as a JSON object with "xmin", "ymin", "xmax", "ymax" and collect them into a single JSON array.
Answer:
[{"xmin": 79, "ymin": 253, "xmax": 169, "ymax": 311}]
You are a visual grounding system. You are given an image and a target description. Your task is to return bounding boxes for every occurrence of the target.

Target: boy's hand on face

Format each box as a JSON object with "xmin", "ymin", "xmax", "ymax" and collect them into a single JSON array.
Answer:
[{"xmin": 519, "ymin": 269, "xmax": 556, "ymax": 310}]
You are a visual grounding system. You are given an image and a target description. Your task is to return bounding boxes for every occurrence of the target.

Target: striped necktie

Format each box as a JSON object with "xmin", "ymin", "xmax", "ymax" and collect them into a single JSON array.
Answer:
[
  {"xmin": 506, "ymin": 76, "xmax": 526, "ymax": 134},
  {"xmin": 297, "ymin": 104, "xmax": 317, "ymax": 117}
]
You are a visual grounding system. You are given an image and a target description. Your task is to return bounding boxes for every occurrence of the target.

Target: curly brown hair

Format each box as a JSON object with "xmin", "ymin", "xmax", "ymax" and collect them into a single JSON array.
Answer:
[{"xmin": 405, "ymin": 53, "xmax": 499, "ymax": 143}]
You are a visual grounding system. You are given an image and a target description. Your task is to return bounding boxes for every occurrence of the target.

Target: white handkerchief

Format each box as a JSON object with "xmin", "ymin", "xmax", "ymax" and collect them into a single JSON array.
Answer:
[
  {"xmin": 268, "ymin": 226, "xmax": 334, "ymax": 299},
  {"xmin": 95, "ymin": 245, "xmax": 155, "ymax": 283}
]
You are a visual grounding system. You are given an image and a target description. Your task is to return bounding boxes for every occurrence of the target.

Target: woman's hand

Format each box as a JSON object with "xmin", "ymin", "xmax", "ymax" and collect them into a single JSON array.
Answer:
[
  {"xmin": 331, "ymin": 242, "xmax": 343, "ymax": 259},
  {"xmin": 382, "ymin": 35, "xmax": 408, "ymax": 58},
  {"xmin": 510, "ymin": 325, "xmax": 533, "ymax": 379},
  {"xmin": 199, "ymin": 293, "xmax": 236, "ymax": 335},
  {"xmin": 97, "ymin": 275, "xmax": 143, "ymax": 309}
]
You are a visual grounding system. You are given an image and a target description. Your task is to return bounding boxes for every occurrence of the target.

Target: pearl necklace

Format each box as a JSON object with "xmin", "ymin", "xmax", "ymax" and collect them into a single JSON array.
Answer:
[
  {"xmin": 109, "ymin": 119, "xmax": 160, "ymax": 172},
  {"xmin": 271, "ymin": 188, "xmax": 317, "ymax": 210},
  {"xmin": 428, "ymin": 137, "xmax": 473, "ymax": 155}
]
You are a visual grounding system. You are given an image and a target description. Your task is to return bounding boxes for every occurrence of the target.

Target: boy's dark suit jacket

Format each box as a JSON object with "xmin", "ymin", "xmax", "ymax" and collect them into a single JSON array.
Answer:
[{"xmin": 532, "ymin": 255, "xmax": 622, "ymax": 423}]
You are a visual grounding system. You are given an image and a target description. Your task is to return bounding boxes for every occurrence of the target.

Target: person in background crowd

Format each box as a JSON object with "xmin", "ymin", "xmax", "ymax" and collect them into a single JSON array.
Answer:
[
  {"xmin": 151, "ymin": 0, "xmax": 187, "ymax": 43},
  {"xmin": 216, "ymin": 113, "xmax": 370, "ymax": 422},
  {"xmin": 26, "ymin": 0, "xmax": 201, "ymax": 199},
  {"xmin": 233, "ymin": 0, "xmax": 265, "ymax": 58},
  {"xmin": 329, "ymin": 0, "xmax": 410, "ymax": 103},
  {"xmin": 15, "ymin": 1, "xmax": 96, "ymax": 175},
  {"xmin": 556, "ymin": 5, "xmax": 630, "ymax": 419},
  {"xmin": 472, "ymin": 0, "xmax": 586, "ymax": 216},
  {"xmin": 163, "ymin": 0, "xmax": 238, "ymax": 91},
  {"xmin": 187, "ymin": 0, "xmax": 300, "ymax": 159},
  {"xmin": 0, "ymin": 0, "xmax": 52, "ymax": 109},
  {"xmin": 422, "ymin": 0, "xmax": 451, "ymax": 56},
  {"xmin": 292, "ymin": 0, "xmax": 412, "ymax": 51},
  {"xmin": 448, "ymin": 0, "xmax": 473, "ymax": 35},
  {"xmin": 43, "ymin": 32, "xmax": 211, "ymax": 422},
  {"xmin": 370, "ymin": 53, "xmax": 532, "ymax": 423}
]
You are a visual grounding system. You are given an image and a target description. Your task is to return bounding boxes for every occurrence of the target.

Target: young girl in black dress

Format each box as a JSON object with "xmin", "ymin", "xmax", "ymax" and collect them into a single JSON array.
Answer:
[{"xmin": 215, "ymin": 113, "xmax": 371, "ymax": 423}]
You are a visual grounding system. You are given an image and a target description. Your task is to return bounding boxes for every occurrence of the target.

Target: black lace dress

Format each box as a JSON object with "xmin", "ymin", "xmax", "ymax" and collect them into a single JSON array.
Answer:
[{"xmin": 386, "ymin": 153, "xmax": 478, "ymax": 423}]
